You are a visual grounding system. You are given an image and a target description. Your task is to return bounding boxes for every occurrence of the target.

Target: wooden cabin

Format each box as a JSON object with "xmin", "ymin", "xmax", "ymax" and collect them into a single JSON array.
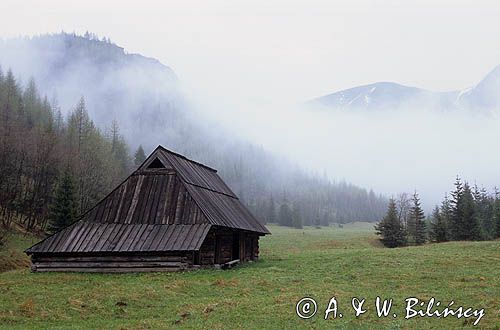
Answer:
[{"xmin": 25, "ymin": 146, "xmax": 270, "ymax": 272}]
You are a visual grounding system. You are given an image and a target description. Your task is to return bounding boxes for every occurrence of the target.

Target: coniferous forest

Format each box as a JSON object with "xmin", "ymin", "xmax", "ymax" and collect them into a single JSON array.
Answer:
[
  {"xmin": 375, "ymin": 178, "xmax": 500, "ymax": 247},
  {"xmin": 0, "ymin": 67, "xmax": 130, "ymax": 233},
  {"xmin": 0, "ymin": 59, "xmax": 387, "ymax": 236}
]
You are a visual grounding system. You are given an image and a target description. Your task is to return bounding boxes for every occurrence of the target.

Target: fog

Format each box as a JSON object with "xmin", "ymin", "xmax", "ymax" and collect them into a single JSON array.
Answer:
[
  {"xmin": 2, "ymin": 1, "xmax": 500, "ymax": 212},
  {"xmin": 191, "ymin": 90, "xmax": 500, "ymax": 208}
]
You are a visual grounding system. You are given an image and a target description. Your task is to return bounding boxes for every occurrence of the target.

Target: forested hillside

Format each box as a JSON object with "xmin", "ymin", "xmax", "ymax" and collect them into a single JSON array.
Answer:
[
  {"xmin": 0, "ymin": 68, "xmax": 130, "ymax": 232},
  {"xmin": 0, "ymin": 33, "xmax": 388, "ymax": 231}
]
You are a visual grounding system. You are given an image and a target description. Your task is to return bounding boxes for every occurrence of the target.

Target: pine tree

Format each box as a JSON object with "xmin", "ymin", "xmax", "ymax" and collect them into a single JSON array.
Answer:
[
  {"xmin": 449, "ymin": 176, "xmax": 464, "ymax": 240},
  {"xmin": 430, "ymin": 206, "xmax": 447, "ymax": 242},
  {"xmin": 266, "ymin": 196, "xmax": 277, "ymax": 224},
  {"xmin": 314, "ymin": 211, "xmax": 321, "ymax": 228},
  {"xmin": 134, "ymin": 145, "xmax": 146, "ymax": 166},
  {"xmin": 47, "ymin": 170, "xmax": 78, "ymax": 234},
  {"xmin": 375, "ymin": 198, "xmax": 407, "ymax": 248},
  {"xmin": 440, "ymin": 194, "xmax": 452, "ymax": 241},
  {"xmin": 408, "ymin": 192, "xmax": 426, "ymax": 245},
  {"xmin": 494, "ymin": 189, "xmax": 500, "ymax": 239},
  {"xmin": 278, "ymin": 203, "xmax": 293, "ymax": 227},
  {"xmin": 473, "ymin": 185, "xmax": 494, "ymax": 240},
  {"xmin": 292, "ymin": 204, "xmax": 303, "ymax": 229},
  {"xmin": 462, "ymin": 183, "xmax": 480, "ymax": 240}
]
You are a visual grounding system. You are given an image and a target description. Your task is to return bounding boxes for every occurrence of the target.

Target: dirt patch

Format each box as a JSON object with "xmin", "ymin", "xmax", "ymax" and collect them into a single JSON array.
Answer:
[
  {"xmin": 211, "ymin": 278, "xmax": 239, "ymax": 288},
  {"xmin": 311, "ymin": 240, "xmax": 343, "ymax": 249},
  {"xmin": 0, "ymin": 251, "xmax": 31, "ymax": 272}
]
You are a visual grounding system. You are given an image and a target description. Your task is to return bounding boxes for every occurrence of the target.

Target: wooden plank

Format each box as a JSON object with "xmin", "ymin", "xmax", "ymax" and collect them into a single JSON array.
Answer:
[
  {"xmin": 132, "ymin": 175, "xmax": 153, "ymax": 224},
  {"xmin": 155, "ymin": 175, "xmax": 169, "ymax": 224},
  {"xmin": 113, "ymin": 225, "xmax": 136, "ymax": 252},
  {"xmin": 105, "ymin": 186, "xmax": 122, "ymax": 223},
  {"xmin": 65, "ymin": 223, "xmax": 90, "ymax": 252},
  {"xmin": 33, "ymin": 266, "xmax": 188, "ymax": 273},
  {"xmin": 139, "ymin": 225, "xmax": 162, "ymax": 250},
  {"xmin": 143, "ymin": 176, "xmax": 159, "ymax": 224},
  {"xmin": 173, "ymin": 184, "xmax": 186, "ymax": 224},
  {"xmin": 100, "ymin": 224, "xmax": 124, "ymax": 251},
  {"xmin": 72, "ymin": 223, "xmax": 97, "ymax": 252},
  {"xmin": 111, "ymin": 182, "xmax": 128, "ymax": 223},
  {"xmin": 124, "ymin": 175, "xmax": 144, "ymax": 224},
  {"xmin": 132, "ymin": 225, "xmax": 156, "ymax": 251},
  {"xmin": 34, "ymin": 261, "xmax": 185, "ymax": 268},
  {"xmin": 80, "ymin": 223, "xmax": 108, "ymax": 252},
  {"xmin": 105, "ymin": 224, "xmax": 128, "ymax": 251},
  {"xmin": 156, "ymin": 225, "xmax": 176, "ymax": 250},
  {"xmin": 167, "ymin": 177, "xmax": 181, "ymax": 224},
  {"xmin": 100, "ymin": 191, "xmax": 114, "ymax": 223},
  {"xmin": 124, "ymin": 225, "xmax": 148, "ymax": 251},
  {"xmin": 143, "ymin": 225, "xmax": 168, "ymax": 251},
  {"xmin": 119, "ymin": 176, "xmax": 138, "ymax": 224},
  {"xmin": 33, "ymin": 255, "xmax": 184, "ymax": 262},
  {"xmin": 148, "ymin": 175, "xmax": 164, "ymax": 224}
]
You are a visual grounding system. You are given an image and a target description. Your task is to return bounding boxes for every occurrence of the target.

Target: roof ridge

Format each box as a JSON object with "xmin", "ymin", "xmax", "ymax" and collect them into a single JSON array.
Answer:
[{"xmin": 158, "ymin": 146, "xmax": 218, "ymax": 172}]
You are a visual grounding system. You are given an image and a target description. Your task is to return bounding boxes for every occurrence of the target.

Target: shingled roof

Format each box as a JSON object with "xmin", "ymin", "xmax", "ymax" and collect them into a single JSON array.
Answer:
[{"xmin": 26, "ymin": 146, "xmax": 269, "ymax": 255}]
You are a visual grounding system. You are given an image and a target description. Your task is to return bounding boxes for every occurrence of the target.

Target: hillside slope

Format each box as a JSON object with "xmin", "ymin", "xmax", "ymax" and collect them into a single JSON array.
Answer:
[{"xmin": 0, "ymin": 33, "xmax": 387, "ymax": 223}]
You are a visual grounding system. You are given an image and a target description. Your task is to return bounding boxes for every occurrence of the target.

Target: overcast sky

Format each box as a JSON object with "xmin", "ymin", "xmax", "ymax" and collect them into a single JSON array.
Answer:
[
  {"xmin": 1, "ymin": 0, "xmax": 500, "ymax": 105},
  {"xmin": 1, "ymin": 0, "xmax": 500, "ymax": 206}
]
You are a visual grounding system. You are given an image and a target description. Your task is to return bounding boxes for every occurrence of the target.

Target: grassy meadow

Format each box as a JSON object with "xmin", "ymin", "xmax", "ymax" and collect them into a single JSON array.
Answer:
[{"xmin": 0, "ymin": 223, "xmax": 498, "ymax": 329}]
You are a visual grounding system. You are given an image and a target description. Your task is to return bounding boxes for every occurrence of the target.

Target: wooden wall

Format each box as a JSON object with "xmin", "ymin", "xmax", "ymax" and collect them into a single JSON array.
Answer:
[
  {"xmin": 198, "ymin": 228, "xmax": 261, "ymax": 265},
  {"xmin": 31, "ymin": 252, "xmax": 195, "ymax": 272},
  {"xmin": 30, "ymin": 228, "xmax": 262, "ymax": 272}
]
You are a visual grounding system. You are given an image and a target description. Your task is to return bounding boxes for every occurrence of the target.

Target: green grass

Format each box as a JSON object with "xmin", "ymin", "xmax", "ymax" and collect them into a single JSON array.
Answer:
[{"xmin": 0, "ymin": 223, "xmax": 498, "ymax": 329}]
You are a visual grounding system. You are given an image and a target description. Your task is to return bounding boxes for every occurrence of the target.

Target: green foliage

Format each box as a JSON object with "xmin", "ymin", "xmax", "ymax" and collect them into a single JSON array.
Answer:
[
  {"xmin": 264, "ymin": 196, "xmax": 276, "ymax": 224},
  {"xmin": 462, "ymin": 183, "xmax": 481, "ymax": 240},
  {"xmin": 494, "ymin": 190, "xmax": 500, "ymax": 238},
  {"xmin": 278, "ymin": 203, "xmax": 293, "ymax": 227},
  {"xmin": 375, "ymin": 199, "xmax": 407, "ymax": 248},
  {"xmin": 407, "ymin": 192, "xmax": 426, "ymax": 245},
  {"xmin": 429, "ymin": 206, "xmax": 447, "ymax": 242},
  {"xmin": 47, "ymin": 171, "xmax": 78, "ymax": 234},
  {"xmin": 0, "ymin": 68, "xmax": 132, "ymax": 232},
  {"xmin": 291, "ymin": 204, "xmax": 303, "ymax": 229},
  {"xmin": 134, "ymin": 145, "xmax": 146, "ymax": 167}
]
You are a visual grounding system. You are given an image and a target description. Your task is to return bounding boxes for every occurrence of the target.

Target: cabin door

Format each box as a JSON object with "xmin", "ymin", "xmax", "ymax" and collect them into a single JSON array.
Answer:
[{"xmin": 232, "ymin": 232, "xmax": 240, "ymax": 260}]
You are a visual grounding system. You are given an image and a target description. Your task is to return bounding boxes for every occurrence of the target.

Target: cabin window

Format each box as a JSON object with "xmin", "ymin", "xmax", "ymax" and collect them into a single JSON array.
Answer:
[{"xmin": 147, "ymin": 157, "xmax": 165, "ymax": 169}]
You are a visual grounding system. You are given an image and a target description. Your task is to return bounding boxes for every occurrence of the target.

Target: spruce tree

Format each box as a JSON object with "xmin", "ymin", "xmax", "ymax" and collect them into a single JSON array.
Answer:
[
  {"xmin": 408, "ymin": 192, "xmax": 426, "ymax": 245},
  {"xmin": 375, "ymin": 198, "xmax": 407, "ymax": 248},
  {"xmin": 449, "ymin": 177, "xmax": 464, "ymax": 240},
  {"xmin": 266, "ymin": 196, "xmax": 277, "ymax": 224},
  {"xmin": 134, "ymin": 145, "xmax": 146, "ymax": 166},
  {"xmin": 430, "ymin": 206, "xmax": 447, "ymax": 242},
  {"xmin": 440, "ymin": 194, "xmax": 452, "ymax": 241},
  {"xmin": 292, "ymin": 204, "xmax": 303, "ymax": 229},
  {"xmin": 494, "ymin": 189, "xmax": 500, "ymax": 238},
  {"xmin": 278, "ymin": 203, "xmax": 293, "ymax": 227},
  {"xmin": 462, "ymin": 183, "xmax": 480, "ymax": 240},
  {"xmin": 47, "ymin": 171, "xmax": 78, "ymax": 234}
]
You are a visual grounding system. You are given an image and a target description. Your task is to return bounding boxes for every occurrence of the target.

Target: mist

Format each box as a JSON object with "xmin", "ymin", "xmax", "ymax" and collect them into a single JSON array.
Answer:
[
  {"xmin": 194, "ymin": 94, "xmax": 500, "ymax": 209},
  {"xmin": 2, "ymin": 32, "xmax": 500, "ymax": 214}
]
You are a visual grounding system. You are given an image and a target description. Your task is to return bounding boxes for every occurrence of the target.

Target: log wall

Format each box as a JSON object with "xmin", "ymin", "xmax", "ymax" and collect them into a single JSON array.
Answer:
[{"xmin": 31, "ymin": 252, "xmax": 195, "ymax": 272}]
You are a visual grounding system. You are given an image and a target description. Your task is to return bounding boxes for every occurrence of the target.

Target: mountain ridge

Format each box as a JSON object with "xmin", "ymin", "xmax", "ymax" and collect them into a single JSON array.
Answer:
[{"xmin": 309, "ymin": 65, "xmax": 500, "ymax": 112}]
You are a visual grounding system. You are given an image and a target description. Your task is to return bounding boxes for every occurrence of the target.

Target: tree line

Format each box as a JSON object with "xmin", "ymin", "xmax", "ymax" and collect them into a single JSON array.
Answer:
[
  {"xmin": 0, "ymin": 66, "xmax": 131, "ymax": 233},
  {"xmin": 375, "ymin": 177, "xmax": 500, "ymax": 247},
  {"xmin": 1, "ymin": 33, "xmax": 390, "ymax": 229},
  {"xmin": 0, "ymin": 60, "xmax": 388, "ymax": 236}
]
